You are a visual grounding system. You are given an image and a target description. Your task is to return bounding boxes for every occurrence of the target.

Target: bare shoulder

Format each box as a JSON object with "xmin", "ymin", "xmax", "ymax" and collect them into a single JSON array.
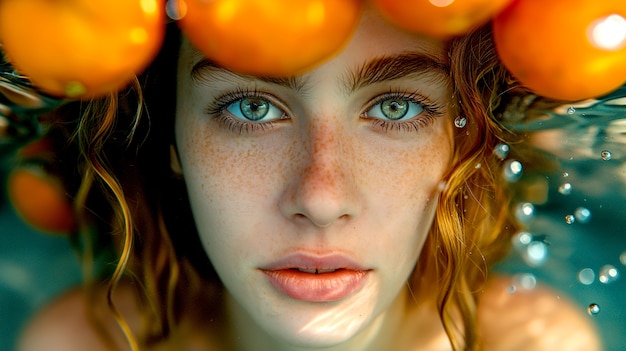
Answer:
[
  {"xmin": 477, "ymin": 275, "xmax": 602, "ymax": 351},
  {"xmin": 17, "ymin": 283, "xmax": 142, "ymax": 351}
]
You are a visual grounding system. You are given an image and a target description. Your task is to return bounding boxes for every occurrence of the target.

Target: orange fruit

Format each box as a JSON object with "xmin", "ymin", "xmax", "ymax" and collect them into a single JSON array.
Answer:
[
  {"xmin": 0, "ymin": 0, "xmax": 165, "ymax": 98},
  {"xmin": 493, "ymin": 0, "xmax": 626, "ymax": 101},
  {"xmin": 372, "ymin": 0, "xmax": 514, "ymax": 38},
  {"xmin": 176, "ymin": 0, "xmax": 363, "ymax": 76},
  {"xmin": 7, "ymin": 166, "xmax": 76, "ymax": 234}
]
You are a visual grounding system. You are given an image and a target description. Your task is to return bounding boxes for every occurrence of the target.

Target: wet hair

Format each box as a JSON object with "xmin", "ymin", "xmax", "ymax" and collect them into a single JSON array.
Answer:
[{"xmin": 58, "ymin": 22, "xmax": 522, "ymax": 351}]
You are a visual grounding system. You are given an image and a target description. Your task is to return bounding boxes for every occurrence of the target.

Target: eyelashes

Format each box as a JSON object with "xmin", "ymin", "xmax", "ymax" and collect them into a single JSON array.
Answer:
[
  {"xmin": 362, "ymin": 91, "xmax": 445, "ymax": 133},
  {"xmin": 205, "ymin": 88, "xmax": 445, "ymax": 134},
  {"xmin": 205, "ymin": 88, "xmax": 287, "ymax": 134}
]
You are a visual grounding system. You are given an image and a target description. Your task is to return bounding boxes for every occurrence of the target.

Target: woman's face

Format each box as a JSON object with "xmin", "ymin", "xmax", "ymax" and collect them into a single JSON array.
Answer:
[{"xmin": 175, "ymin": 7, "xmax": 455, "ymax": 349}]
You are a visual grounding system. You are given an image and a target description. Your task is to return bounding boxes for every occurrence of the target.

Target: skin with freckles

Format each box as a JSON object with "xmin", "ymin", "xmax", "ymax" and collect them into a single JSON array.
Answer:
[{"xmin": 174, "ymin": 7, "xmax": 454, "ymax": 351}]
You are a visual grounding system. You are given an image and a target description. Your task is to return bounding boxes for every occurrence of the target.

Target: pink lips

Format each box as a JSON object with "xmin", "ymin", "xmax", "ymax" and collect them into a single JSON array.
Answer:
[{"xmin": 261, "ymin": 253, "xmax": 370, "ymax": 302}]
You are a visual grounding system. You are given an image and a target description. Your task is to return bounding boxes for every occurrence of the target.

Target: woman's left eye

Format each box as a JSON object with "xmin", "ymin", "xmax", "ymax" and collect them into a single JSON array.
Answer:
[
  {"xmin": 226, "ymin": 96, "xmax": 284, "ymax": 122},
  {"xmin": 365, "ymin": 97, "xmax": 424, "ymax": 121}
]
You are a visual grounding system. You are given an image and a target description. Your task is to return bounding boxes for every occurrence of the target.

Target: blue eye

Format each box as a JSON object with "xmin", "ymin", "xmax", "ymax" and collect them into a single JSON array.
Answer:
[
  {"xmin": 366, "ymin": 97, "xmax": 425, "ymax": 121},
  {"xmin": 226, "ymin": 96, "xmax": 284, "ymax": 122}
]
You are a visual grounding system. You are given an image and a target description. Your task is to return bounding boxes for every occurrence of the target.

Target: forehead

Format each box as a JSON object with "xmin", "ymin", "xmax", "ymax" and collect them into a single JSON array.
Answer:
[{"xmin": 179, "ymin": 5, "xmax": 449, "ymax": 77}]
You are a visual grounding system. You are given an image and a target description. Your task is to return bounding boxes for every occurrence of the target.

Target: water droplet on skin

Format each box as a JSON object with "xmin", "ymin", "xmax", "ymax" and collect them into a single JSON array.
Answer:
[
  {"xmin": 475, "ymin": 163, "xmax": 482, "ymax": 169},
  {"xmin": 493, "ymin": 143, "xmax": 510, "ymax": 160},
  {"xmin": 567, "ymin": 106, "xmax": 576, "ymax": 114},
  {"xmin": 601, "ymin": 150, "xmax": 612, "ymax": 160},
  {"xmin": 504, "ymin": 160, "xmax": 523, "ymax": 182},
  {"xmin": 558, "ymin": 183, "xmax": 572, "ymax": 195},
  {"xmin": 599, "ymin": 264, "xmax": 620, "ymax": 284},
  {"xmin": 574, "ymin": 207, "xmax": 592, "ymax": 223},
  {"xmin": 565, "ymin": 214, "xmax": 575, "ymax": 224},
  {"xmin": 454, "ymin": 116, "xmax": 467, "ymax": 128},
  {"xmin": 578, "ymin": 268, "xmax": 595, "ymax": 285},
  {"xmin": 587, "ymin": 303, "xmax": 600, "ymax": 316}
]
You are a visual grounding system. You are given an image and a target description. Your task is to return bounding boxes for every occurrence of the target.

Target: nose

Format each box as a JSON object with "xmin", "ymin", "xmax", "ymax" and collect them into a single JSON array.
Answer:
[{"xmin": 280, "ymin": 119, "xmax": 361, "ymax": 228}]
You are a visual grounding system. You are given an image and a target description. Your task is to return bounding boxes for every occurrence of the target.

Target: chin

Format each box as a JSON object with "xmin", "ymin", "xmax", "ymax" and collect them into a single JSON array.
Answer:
[{"xmin": 259, "ymin": 299, "xmax": 376, "ymax": 349}]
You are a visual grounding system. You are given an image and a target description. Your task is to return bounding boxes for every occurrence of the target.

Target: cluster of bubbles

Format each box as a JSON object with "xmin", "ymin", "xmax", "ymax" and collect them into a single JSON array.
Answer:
[
  {"xmin": 512, "ymin": 230, "xmax": 549, "ymax": 267},
  {"xmin": 577, "ymin": 255, "xmax": 623, "ymax": 316},
  {"xmin": 494, "ymin": 135, "xmax": 625, "ymax": 320},
  {"xmin": 492, "ymin": 142, "xmax": 524, "ymax": 183},
  {"xmin": 578, "ymin": 264, "xmax": 621, "ymax": 286},
  {"xmin": 557, "ymin": 171, "xmax": 592, "ymax": 225}
]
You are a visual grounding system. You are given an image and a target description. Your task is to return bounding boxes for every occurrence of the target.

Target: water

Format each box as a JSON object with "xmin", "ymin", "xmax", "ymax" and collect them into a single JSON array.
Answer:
[{"xmin": 494, "ymin": 84, "xmax": 626, "ymax": 351}]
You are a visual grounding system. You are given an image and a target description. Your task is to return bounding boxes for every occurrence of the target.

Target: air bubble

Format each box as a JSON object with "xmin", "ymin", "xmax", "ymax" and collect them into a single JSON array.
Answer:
[
  {"xmin": 507, "ymin": 285, "xmax": 517, "ymax": 294},
  {"xmin": 620, "ymin": 251, "xmax": 626, "ymax": 265},
  {"xmin": 567, "ymin": 106, "xmax": 576, "ymax": 114},
  {"xmin": 558, "ymin": 183, "xmax": 572, "ymax": 195},
  {"xmin": 565, "ymin": 214, "xmax": 575, "ymax": 224},
  {"xmin": 599, "ymin": 264, "xmax": 620, "ymax": 284},
  {"xmin": 562, "ymin": 171, "xmax": 569, "ymax": 178},
  {"xmin": 515, "ymin": 203, "xmax": 535, "ymax": 223},
  {"xmin": 600, "ymin": 150, "xmax": 612, "ymax": 160},
  {"xmin": 493, "ymin": 143, "xmax": 510, "ymax": 160},
  {"xmin": 587, "ymin": 303, "xmax": 600, "ymax": 316},
  {"xmin": 513, "ymin": 273, "xmax": 537, "ymax": 290},
  {"xmin": 525, "ymin": 241, "xmax": 548, "ymax": 266},
  {"xmin": 166, "ymin": 0, "xmax": 187, "ymax": 20},
  {"xmin": 574, "ymin": 207, "xmax": 592, "ymax": 223},
  {"xmin": 578, "ymin": 268, "xmax": 595, "ymax": 285},
  {"xmin": 513, "ymin": 231, "xmax": 533, "ymax": 246},
  {"xmin": 503, "ymin": 160, "xmax": 523, "ymax": 182},
  {"xmin": 454, "ymin": 116, "xmax": 467, "ymax": 128}
]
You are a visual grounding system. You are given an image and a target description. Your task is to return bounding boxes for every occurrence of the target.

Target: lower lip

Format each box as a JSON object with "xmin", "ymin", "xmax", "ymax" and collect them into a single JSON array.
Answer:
[{"xmin": 262, "ymin": 269, "xmax": 369, "ymax": 302}]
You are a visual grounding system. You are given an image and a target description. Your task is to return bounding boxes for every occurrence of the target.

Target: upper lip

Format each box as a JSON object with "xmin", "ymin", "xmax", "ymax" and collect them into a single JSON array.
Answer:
[{"xmin": 260, "ymin": 252, "xmax": 369, "ymax": 271}]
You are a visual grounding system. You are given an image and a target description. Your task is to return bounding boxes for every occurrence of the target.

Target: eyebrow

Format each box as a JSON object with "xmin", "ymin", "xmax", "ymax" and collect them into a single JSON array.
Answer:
[
  {"xmin": 190, "ymin": 59, "xmax": 308, "ymax": 93},
  {"xmin": 343, "ymin": 52, "xmax": 450, "ymax": 94},
  {"xmin": 189, "ymin": 52, "xmax": 450, "ymax": 94}
]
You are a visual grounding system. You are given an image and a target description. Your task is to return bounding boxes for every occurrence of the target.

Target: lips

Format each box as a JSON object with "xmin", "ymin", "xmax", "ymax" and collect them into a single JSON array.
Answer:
[{"xmin": 260, "ymin": 253, "xmax": 370, "ymax": 302}]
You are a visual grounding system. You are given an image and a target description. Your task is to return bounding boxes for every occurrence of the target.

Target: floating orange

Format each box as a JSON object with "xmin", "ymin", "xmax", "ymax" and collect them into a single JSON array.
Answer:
[
  {"xmin": 176, "ymin": 0, "xmax": 363, "ymax": 76},
  {"xmin": 372, "ymin": 0, "xmax": 514, "ymax": 38},
  {"xmin": 7, "ymin": 166, "xmax": 75, "ymax": 234},
  {"xmin": 493, "ymin": 0, "xmax": 626, "ymax": 100},
  {"xmin": 0, "ymin": 0, "xmax": 165, "ymax": 98}
]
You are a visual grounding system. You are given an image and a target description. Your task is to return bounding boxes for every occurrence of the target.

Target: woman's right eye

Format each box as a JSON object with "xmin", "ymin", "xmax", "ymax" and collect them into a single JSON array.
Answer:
[{"xmin": 226, "ymin": 96, "xmax": 284, "ymax": 122}]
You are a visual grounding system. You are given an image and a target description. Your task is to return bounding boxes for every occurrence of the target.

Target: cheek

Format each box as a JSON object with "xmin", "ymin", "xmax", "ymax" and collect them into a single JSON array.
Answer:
[
  {"xmin": 179, "ymin": 123, "xmax": 284, "ymax": 206},
  {"xmin": 364, "ymin": 132, "xmax": 453, "ymax": 212}
]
